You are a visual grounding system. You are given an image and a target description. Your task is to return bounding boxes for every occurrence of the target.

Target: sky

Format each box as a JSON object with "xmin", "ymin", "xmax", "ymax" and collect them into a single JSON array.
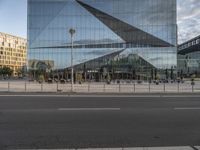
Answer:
[
  {"xmin": 0, "ymin": 0, "xmax": 199, "ymax": 44},
  {"xmin": 177, "ymin": 0, "xmax": 200, "ymax": 43},
  {"xmin": 0, "ymin": 0, "xmax": 27, "ymax": 38}
]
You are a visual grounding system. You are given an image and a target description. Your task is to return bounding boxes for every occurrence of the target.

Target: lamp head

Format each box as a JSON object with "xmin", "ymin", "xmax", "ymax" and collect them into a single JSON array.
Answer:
[{"xmin": 69, "ymin": 28, "xmax": 76, "ymax": 36}]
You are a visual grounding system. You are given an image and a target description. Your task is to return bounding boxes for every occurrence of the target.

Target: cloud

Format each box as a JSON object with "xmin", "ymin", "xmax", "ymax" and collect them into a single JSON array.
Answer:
[{"xmin": 177, "ymin": 0, "xmax": 200, "ymax": 43}]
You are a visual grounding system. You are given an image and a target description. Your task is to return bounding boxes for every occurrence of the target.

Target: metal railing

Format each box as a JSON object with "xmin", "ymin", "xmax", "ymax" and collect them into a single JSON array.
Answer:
[{"xmin": 0, "ymin": 80, "xmax": 199, "ymax": 93}]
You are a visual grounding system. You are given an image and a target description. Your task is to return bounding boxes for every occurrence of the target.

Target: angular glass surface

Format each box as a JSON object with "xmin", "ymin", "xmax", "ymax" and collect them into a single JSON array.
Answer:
[{"xmin": 28, "ymin": 0, "xmax": 177, "ymax": 80}]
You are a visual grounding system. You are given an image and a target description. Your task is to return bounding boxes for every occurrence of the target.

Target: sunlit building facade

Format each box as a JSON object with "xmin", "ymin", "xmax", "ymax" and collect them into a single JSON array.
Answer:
[
  {"xmin": 28, "ymin": 0, "xmax": 177, "ymax": 81},
  {"xmin": 0, "ymin": 32, "xmax": 27, "ymax": 76}
]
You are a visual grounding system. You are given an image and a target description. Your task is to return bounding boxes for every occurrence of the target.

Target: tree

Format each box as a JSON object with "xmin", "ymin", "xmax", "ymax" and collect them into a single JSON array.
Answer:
[
  {"xmin": 165, "ymin": 69, "xmax": 169, "ymax": 80},
  {"xmin": 0, "ymin": 68, "xmax": 3, "ymax": 76},
  {"xmin": 154, "ymin": 69, "xmax": 157, "ymax": 80},
  {"xmin": 16, "ymin": 68, "xmax": 23, "ymax": 77},
  {"xmin": 16, "ymin": 66, "xmax": 27, "ymax": 77},
  {"xmin": 0, "ymin": 66, "xmax": 13, "ymax": 77},
  {"xmin": 38, "ymin": 74, "xmax": 45, "ymax": 83},
  {"xmin": 151, "ymin": 69, "xmax": 154, "ymax": 80},
  {"xmin": 180, "ymin": 69, "xmax": 183, "ymax": 80},
  {"xmin": 170, "ymin": 66, "xmax": 174, "ymax": 80}
]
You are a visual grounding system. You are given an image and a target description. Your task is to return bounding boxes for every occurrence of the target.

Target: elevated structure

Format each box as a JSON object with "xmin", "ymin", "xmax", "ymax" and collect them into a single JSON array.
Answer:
[
  {"xmin": 178, "ymin": 35, "xmax": 200, "ymax": 77},
  {"xmin": 178, "ymin": 36, "xmax": 200, "ymax": 55}
]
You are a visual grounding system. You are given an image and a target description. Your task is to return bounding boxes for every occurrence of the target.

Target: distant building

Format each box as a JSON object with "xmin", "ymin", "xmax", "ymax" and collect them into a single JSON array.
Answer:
[
  {"xmin": 0, "ymin": 32, "xmax": 27, "ymax": 76},
  {"xmin": 178, "ymin": 35, "xmax": 200, "ymax": 78},
  {"xmin": 28, "ymin": 59, "xmax": 54, "ymax": 79}
]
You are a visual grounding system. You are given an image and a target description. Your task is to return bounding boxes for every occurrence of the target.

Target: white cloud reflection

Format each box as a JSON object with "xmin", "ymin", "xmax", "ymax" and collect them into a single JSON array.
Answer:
[{"xmin": 177, "ymin": 0, "xmax": 200, "ymax": 43}]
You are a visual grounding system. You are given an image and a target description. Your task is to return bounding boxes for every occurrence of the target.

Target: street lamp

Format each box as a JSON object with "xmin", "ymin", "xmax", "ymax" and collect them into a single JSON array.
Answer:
[{"xmin": 69, "ymin": 28, "xmax": 76, "ymax": 92}]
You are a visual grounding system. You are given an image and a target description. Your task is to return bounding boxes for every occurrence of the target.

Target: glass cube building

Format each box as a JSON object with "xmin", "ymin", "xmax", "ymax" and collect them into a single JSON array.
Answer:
[{"xmin": 28, "ymin": 0, "xmax": 177, "ymax": 81}]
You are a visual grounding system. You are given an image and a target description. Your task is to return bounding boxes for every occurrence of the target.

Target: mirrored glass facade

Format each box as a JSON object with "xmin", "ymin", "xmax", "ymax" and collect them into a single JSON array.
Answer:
[{"xmin": 28, "ymin": 0, "xmax": 177, "ymax": 80}]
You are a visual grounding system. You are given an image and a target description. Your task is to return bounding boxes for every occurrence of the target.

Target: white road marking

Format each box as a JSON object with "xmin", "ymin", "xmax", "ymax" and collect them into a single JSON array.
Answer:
[
  {"xmin": 0, "ymin": 95, "xmax": 159, "ymax": 97},
  {"xmin": 15, "ymin": 146, "xmax": 200, "ymax": 150},
  {"xmin": 174, "ymin": 107, "xmax": 200, "ymax": 110},
  {"xmin": 2, "ymin": 108, "xmax": 121, "ymax": 112},
  {"xmin": 2, "ymin": 109, "xmax": 56, "ymax": 112},
  {"xmin": 195, "ymin": 146, "xmax": 200, "ymax": 149},
  {"xmin": 58, "ymin": 108, "xmax": 121, "ymax": 111},
  {"xmin": 1, "ymin": 94, "xmax": 200, "ymax": 98}
]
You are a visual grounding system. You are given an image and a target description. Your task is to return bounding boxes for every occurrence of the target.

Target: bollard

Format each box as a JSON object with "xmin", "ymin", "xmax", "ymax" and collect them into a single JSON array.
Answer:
[
  {"xmin": 25, "ymin": 82, "xmax": 27, "ymax": 92},
  {"xmin": 163, "ymin": 83, "xmax": 166, "ymax": 93},
  {"xmin": 192, "ymin": 85, "xmax": 194, "ymax": 93},
  {"xmin": 88, "ymin": 83, "xmax": 90, "ymax": 92},
  {"xmin": 57, "ymin": 82, "xmax": 59, "ymax": 92},
  {"xmin": 103, "ymin": 84, "xmax": 106, "ymax": 93},
  {"xmin": 191, "ymin": 80, "xmax": 195, "ymax": 93},
  {"xmin": 41, "ymin": 83, "xmax": 43, "ymax": 92},
  {"xmin": 178, "ymin": 82, "xmax": 180, "ymax": 93},
  {"xmin": 8, "ymin": 82, "xmax": 10, "ymax": 92},
  {"xmin": 149, "ymin": 82, "xmax": 151, "ymax": 93},
  {"xmin": 133, "ymin": 83, "xmax": 136, "ymax": 93},
  {"xmin": 119, "ymin": 84, "xmax": 121, "ymax": 93}
]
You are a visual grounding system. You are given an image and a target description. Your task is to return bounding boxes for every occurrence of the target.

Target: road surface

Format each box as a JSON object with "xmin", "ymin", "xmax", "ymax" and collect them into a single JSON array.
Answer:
[{"xmin": 0, "ymin": 95, "xmax": 200, "ymax": 149}]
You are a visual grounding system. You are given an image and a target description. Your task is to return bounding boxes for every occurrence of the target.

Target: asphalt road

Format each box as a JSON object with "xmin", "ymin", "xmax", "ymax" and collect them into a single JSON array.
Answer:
[{"xmin": 0, "ymin": 95, "xmax": 200, "ymax": 149}]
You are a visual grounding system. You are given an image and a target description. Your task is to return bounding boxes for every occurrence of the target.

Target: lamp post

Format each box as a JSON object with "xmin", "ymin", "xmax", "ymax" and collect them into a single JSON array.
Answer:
[{"xmin": 69, "ymin": 28, "xmax": 76, "ymax": 92}]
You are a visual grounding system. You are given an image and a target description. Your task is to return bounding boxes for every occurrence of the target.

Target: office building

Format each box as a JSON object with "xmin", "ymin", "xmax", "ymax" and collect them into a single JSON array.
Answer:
[
  {"xmin": 0, "ymin": 32, "xmax": 27, "ymax": 76},
  {"xmin": 28, "ymin": 0, "xmax": 177, "ymax": 81}
]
